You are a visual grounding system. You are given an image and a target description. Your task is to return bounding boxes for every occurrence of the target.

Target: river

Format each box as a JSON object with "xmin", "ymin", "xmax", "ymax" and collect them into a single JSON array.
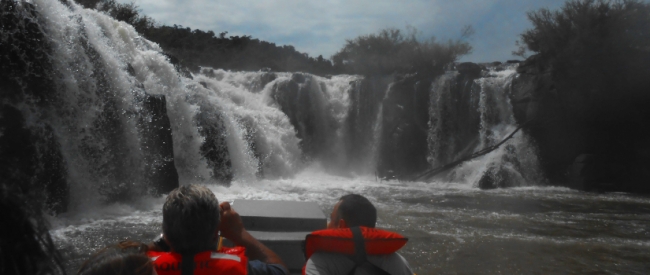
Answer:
[
  {"xmin": 50, "ymin": 170, "xmax": 650, "ymax": 274},
  {"xmin": 4, "ymin": 1, "xmax": 648, "ymax": 273}
]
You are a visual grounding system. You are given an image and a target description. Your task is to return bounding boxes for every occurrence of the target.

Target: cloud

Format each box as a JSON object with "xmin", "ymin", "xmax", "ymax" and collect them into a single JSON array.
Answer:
[{"xmin": 125, "ymin": 0, "xmax": 567, "ymax": 62}]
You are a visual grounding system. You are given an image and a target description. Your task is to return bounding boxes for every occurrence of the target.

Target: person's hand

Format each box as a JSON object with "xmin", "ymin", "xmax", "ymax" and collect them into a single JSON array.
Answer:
[
  {"xmin": 219, "ymin": 201, "xmax": 246, "ymax": 244},
  {"xmin": 218, "ymin": 202, "xmax": 287, "ymax": 270}
]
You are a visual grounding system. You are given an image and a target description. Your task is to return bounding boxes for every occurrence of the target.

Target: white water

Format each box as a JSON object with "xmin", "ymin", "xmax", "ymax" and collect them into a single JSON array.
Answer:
[
  {"xmin": 28, "ymin": 0, "xmax": 365, "ymax": 206},
  {"xmin": 50, "ymin": 170, "xmax": 650, "ymax": 275},
  {"xmin": 427, "ymin": 69, "xmax": 543, "ymax": 187},
  {"xmin": 11, "ymin": 1, "xmax": 649, "ymax": 274}
]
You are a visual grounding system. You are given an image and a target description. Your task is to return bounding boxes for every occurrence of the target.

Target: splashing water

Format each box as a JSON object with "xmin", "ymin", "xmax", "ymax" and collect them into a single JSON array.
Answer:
[{"xmin": 5, "ymin": 2, "xmax": 649, "ymax": 275}]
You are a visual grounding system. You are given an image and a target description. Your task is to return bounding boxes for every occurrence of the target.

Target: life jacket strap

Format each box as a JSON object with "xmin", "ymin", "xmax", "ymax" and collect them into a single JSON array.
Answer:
[
  {"xmin": 351, "ymin": 226, "xmax": 367, "ymax": 264},
  {"xmin": 347, "ymin": 227, "xmax": 392, "ymax": 275},
  {"xmin": 181, "ymin": 253, "xmax": 196, "ymax": 275}
]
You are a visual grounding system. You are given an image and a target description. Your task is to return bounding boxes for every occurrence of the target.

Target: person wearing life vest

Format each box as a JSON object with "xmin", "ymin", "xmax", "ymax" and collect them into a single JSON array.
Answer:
[
  {"xmin": 303, "ymin": 194, "xmax": 414, "ymax": 275},
  {"xmin": 147, "ymin": 184, "xmax": 289, "ymax": 275}
]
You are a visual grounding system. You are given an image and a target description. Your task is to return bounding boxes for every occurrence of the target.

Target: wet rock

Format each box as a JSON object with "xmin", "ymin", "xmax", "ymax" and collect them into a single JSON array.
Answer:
[
  {"xmin": 196, "ymin": 107, "xmax": 233, "ymax": 184},
  {"xmin": 0, "ymin": 2, "xmax": 68, "ymax": 213},
  {"xmin": 271, "ymin": 74, "xmax": 327, "ymax": 160},
  {"xmin": 377, "ymin": 74, "xmax": 431, "ymax": 179},
  {"xmin": 291, "ymin": 73, "xmax": 307, "ymax": 84},
  {"xmin": 568, "ymin": 154, "xmax": 650, "ymax": 193},
  {"xmin": 478, "ymin": 166, "xmax": 518, "ymax": 190},
  {"xmin": 345, "ymin": 76, "xmax": 392, "ymax": 170},
  {"xmin": 456, "ymin": 62, "xmax": 482, "ymax": 78},
  {"xmin": 515, "ymin": 54, "xmax": 547, "ymax": 75},
  {"xmin": 260, "ymin": 72, "xmax": 277, "ymax": 87},
  {"xmin": 510, "ymin": 52, "xmax": 650, "ymax": 193},
  {"xmin": 162, "ymin": 52, "xmax": 195, "ymax": 79},
  {"xmin": 0, "ymin": 105, "xmax": 69, "ymax": 214},
  {"xmin": 139, "ymin": 94, "xmax": 179, "ymax": 195}
]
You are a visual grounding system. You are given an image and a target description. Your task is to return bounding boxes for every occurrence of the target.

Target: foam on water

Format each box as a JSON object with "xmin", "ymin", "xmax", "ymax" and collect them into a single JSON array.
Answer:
[
  {"xmin": 11, "ymin": 2, "xmax": 649, "ymax": 273},
  {"xmin": 48, "ymin": 164, "xmax": 650, "ymax": 275}
]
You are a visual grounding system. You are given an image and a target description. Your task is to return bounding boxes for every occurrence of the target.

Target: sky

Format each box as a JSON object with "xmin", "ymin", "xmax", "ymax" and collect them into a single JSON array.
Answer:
[{"xmin": 117, "ymin": 0, "xmax": 568, "ymax": 62}]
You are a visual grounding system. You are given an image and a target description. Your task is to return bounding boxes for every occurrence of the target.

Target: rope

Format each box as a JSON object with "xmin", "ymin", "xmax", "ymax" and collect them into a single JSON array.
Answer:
[{"xmin": 409, "ymin": 119, "xmax": 534, "ymax": 182}]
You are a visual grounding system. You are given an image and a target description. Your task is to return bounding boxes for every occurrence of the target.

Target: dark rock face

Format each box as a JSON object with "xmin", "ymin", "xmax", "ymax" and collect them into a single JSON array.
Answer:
[
  {"xmin": 344, "ymin": 76, "xmax": 392, "ymax": 171},
  {"xmin": 139, "ymin": 94, "xmax": 179, "ymax": 195},
  {"xmin": 0, "ymin": 183, "xmax": 65, "ymax": 275},
  {"xmin": 510, "ymin": 61, "xmax": 571, "ymax": 184},
  {"xmin": 0, "ymin": 105, "xmax": 69, "ymax": 214},
  {"xmin": 567, "ymin": 154, "xmax": 650, "ymax": 193},
  {"xmin": 456, "ymin": 62, "xmax": 483, "ymax": 79},
  {"xmin": 291, "ymin": 73, "xmax": 307, "ymax": 84},
  {"xmin": 272, "ymin": 75, "xmax": 315, "ymax": 159},
  {"xmin": 428, "ymin": 72, "xmax": 482, "ymax": 168},
  {"xmin": 196, "ymin": 108, "xmax": 233, "ymax": 184},
  {"xmin": 510, "ymin": 54, "xmax": 650, "ymax": 193},
  {"xmin": 0, "ymin": 2, "xmax": 69, "ymax": 213},
  {"xmin": 376, "ymin": 74, "xmax": 432, "ymax": 179},
  {"xmin": 162, "ymin": 52, "xmax": 196, "ymax": 79},
  {"xmin": 0, "ymin": 0, "xmax": 56, "ymax": 106},
  {"xmin": 271, "ymin": 73, "xmax": 339, "ymax": 163},
  {"xmin": 258, "ymin": 72, "xmax": 277, "ymax": 91}
]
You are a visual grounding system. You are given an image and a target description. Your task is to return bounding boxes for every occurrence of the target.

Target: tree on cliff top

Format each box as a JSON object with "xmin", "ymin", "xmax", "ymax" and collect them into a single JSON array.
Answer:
[
  {"xmin": 332, "ymin": 26, "xmax": 473, "ymax": 76},
  {"xmin": 515, "ymin": 0, "xmax": 650, "ymax": 76},
  {"xmin": 514, "ymin": 0, "xmax": 650, "ymax": 184},
  {"xmin": 515, "ymin": 0, "xmax": 650, "ymax": 115},
  {"xmin": 75, "ymin": 0, "xmax": 335, "ymax": 75}
]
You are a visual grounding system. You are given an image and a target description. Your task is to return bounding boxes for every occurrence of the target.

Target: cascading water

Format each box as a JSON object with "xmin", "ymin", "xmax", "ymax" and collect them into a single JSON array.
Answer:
[
  {"xmin": 5, "ymin": 2, "xmax": 650, "ymax": 275},
  {"xmin": 427, "ymin": 67, "xmax": 543, "ymax": 188},
  {"xmin": 3, "ymin": 0, "xmax": 546, "ymax": 203},
  {"xmin": 3, "ymin": 0, "xmax": 379, "ymax": 208}
]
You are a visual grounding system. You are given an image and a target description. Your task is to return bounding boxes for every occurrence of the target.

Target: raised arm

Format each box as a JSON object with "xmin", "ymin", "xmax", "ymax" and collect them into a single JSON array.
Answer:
[{"xmin": 219, "ymin": 201, "xmax": 288, "ymax": 272}]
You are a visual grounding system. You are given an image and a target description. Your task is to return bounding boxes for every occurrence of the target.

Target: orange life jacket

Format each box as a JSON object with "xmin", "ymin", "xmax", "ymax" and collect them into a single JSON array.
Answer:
[
  {"xmin": 148, "ymin": 246, "xmax": 248, "ymax": 275},
  {"xmin": 303, "ymin": 227, "xmax": 408, "ymax": 274}
]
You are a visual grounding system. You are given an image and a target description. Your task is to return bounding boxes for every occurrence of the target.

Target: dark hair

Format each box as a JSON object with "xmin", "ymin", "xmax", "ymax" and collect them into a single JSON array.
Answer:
[
  {"xmin": 77, "ymin": 241, "xmax": 152, "ymax": 275},
  {"xmin": 0, "ymin": 184, "xmax": 65, "ymax": 275},
  {"xmin": 162, "ymin": 184, "xmax": 220, "ymax": 254},
  {"xmin": 337, "ymin": 194, "xmax": 377, "ymax": 228}
]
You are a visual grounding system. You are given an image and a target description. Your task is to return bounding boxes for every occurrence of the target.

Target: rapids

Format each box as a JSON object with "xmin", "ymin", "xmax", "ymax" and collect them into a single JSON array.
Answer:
[{"xmin": 50, "ymin": 171, "xmax": 650, "ymax": 274}]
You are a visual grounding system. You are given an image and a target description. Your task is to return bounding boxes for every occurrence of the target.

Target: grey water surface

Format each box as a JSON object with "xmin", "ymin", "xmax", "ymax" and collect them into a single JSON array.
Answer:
[{"xmin": 51, "ymin": 176, "xmax": 650, "ymax": 275}]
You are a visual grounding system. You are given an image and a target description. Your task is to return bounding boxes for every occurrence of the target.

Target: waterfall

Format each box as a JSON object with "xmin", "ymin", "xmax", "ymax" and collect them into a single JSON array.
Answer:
[
  {"xmin": 2, "ymin": 0, "xmax": 380, "ymax": 210},
  {"xmin": 1, "ymin": 0, "xmax": 546, "ymax": 215},
  {"xmin": 427, "ymin": 66, "xmax": 544, "ymax": 188},
  {"xmin": 193, "ymin": 69, "xmax": 302, "ymax": 180}
]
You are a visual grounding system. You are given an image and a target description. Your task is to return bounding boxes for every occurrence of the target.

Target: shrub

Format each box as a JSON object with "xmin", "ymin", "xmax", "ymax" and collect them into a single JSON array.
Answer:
[
  {"xmin": 75, "ymin": 0, "xmax": 335, "ymax": 74},
  {"xmin": 332, "ymin": 27, "xmax": 473, "ymax": 76},
  {"xmin": 516, "ymin": 0, "xmax": 650, "ymax": 113},
  {"xmin": 516, "ymin": 0, "xmax": 650, "ymax": 74},
  {"xmin": 514, "ymin": 0, "xmax": 650, "ymax": 183}
]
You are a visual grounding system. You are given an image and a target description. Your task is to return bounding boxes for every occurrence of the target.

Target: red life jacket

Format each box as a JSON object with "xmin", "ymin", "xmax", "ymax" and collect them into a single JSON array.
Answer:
[
  {"xmin": 303, "ymin": 227, "xmax": 408, "ymax": 274},
  {"xmin": 148, "ymin": 246, "xmax": 248, "ymax": 275}
]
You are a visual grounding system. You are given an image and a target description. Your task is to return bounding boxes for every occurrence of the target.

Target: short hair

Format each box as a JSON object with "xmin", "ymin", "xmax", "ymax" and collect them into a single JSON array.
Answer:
[
  {"xmin": 77, "ymin": 241, "xmax": 153, "ymax": 275},
  {"xmin": 337, "ymin": 194, "xmax": 377, "ymax": 228},
  {"xmin": 162, "ymin": 185, "xmax": 220, "ymax": 254}
]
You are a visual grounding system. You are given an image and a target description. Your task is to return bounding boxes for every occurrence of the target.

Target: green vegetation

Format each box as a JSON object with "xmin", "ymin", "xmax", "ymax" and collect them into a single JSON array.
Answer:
[
  {"xmin": 516, "ymin": 0, "xmax": 650, "ymax": 118},
  {"xmin": 76, "ymin": 0, "xmax": 334, "ymax": 74},
  {"xmin": 332, "ymin": 27, "xmax": 473, "ymax": 76},
  {"xmin": 515, "ymin": 0, "xmax": 650, "ymax": 80},
  {"xmin": 513, "ymin": 0, "xmax": 650, "ymax": 187},
  {"xmin": 76, "ymin": 0, "xmax": 472, "ymax": 77}
]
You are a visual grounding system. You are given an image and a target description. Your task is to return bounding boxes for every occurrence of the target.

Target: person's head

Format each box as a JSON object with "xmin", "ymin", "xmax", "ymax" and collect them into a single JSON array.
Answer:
[
  {"xmin": 162, "ymin": 184, "xmax": 221, "ymax": 254},
  {"xmin": 327, "ymin": 194, "xmax": 377, "ymax": 229},
  {"xmin": 77, "ymin": 241, "xmax": 154, "ymax": 275}
]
